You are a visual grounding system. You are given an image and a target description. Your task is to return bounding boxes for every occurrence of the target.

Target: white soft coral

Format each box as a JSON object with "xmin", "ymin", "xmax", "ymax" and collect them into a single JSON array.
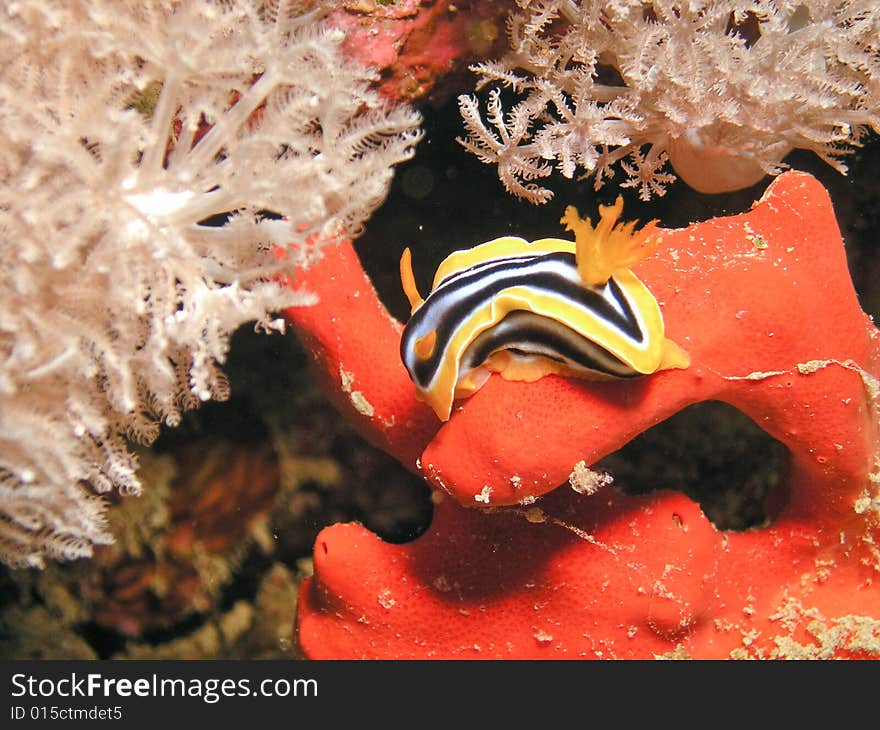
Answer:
[
  {"xmin": 458, "ymin": 0, "xmax": 880, "ymax": 201},
  {"xmin": 0, "ymin": 0, "xmax": 421, "ymax": 567}
]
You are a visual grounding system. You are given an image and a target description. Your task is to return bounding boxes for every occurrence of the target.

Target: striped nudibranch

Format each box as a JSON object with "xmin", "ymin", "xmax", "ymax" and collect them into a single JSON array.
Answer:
[{"xmin": 399, "ymin": 197, "xmax": 690, "ymax": 421}]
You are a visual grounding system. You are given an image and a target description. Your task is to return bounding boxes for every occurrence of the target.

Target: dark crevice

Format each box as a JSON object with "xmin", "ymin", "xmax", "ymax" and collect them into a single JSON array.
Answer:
[{"xmin": 594, "ymin": 400, "xmax": 789, "ymax": 531}]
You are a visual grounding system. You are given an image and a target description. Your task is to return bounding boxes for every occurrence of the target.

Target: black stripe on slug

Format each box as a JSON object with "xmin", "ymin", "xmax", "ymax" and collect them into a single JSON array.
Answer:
[
  {"xmin": 461, "ymin": 311, "xmax": 640, "ymax": 378},
  {"xmin": 401, "ymin": 252, "xmax": 644, "ymax": 390}
]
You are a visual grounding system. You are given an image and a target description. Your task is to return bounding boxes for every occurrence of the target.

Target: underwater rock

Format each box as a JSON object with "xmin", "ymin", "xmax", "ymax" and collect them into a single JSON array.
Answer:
[
  {"xmin": 79, "ymin": 440, "xmax": 280, "ymax": 638},
  {"xmin": 0, "ymin": 606, "xmax": 97, "ymax": 660},
  {"xmin": 328, "ymin": 0, "xmax": 510, "ymax": 105},
  {"xmin": 118, "ymin": 601, "xmax": 255, "ymax": 660}
]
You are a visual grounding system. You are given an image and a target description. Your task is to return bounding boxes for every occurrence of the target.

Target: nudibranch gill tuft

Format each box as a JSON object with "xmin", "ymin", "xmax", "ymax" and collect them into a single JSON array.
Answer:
[{"xmin": 399, "ymin": 196, "xmax": 690, "ymax": 420}]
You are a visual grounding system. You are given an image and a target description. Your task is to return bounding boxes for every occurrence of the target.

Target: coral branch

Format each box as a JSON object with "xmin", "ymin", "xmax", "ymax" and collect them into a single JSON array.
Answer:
[
  {"xmin": 284, "ymin": 240, "xmax": 441, "ymax": 469},
  {"xmin": 289, "ymin": 171, "xmax": 880, "ymax": 658}
]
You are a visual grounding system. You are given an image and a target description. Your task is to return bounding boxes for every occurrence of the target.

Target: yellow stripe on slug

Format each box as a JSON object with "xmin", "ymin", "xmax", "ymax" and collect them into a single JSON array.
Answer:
[{"xmin": 432, "ymin": 236, "xmax": 576, "ymax": 289}]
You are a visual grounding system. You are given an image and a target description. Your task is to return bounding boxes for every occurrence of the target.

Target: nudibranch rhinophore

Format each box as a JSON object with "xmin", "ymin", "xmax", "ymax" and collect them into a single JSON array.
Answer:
[{"xmin": 399, "ymin": 197, "xmax": 690, "ymax": 420}]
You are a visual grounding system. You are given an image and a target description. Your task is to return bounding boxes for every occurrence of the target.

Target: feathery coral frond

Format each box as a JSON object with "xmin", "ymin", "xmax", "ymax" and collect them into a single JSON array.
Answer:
[
  {"xmin": 0, "ymin": 0, "xmax": 421, "ymax": 568},
  {"xmin": 459, "ymin": 0, "xmax": 880, "ymax": 201}
]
